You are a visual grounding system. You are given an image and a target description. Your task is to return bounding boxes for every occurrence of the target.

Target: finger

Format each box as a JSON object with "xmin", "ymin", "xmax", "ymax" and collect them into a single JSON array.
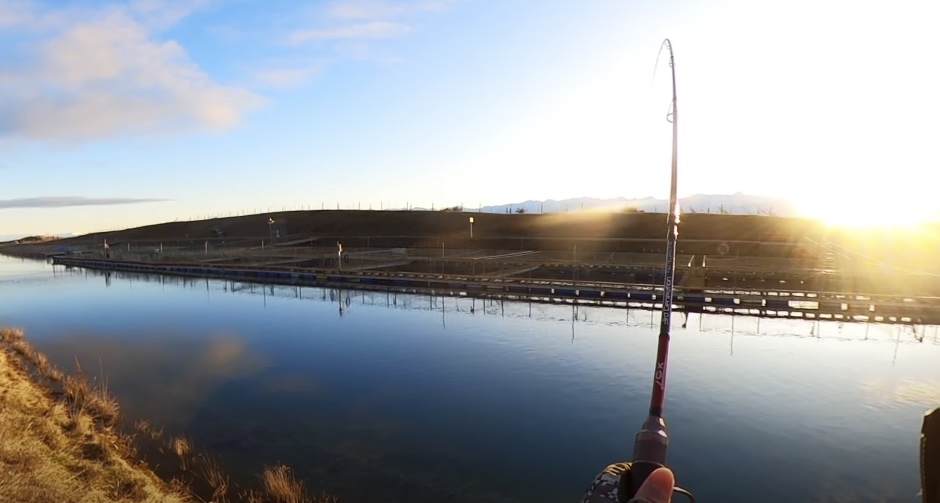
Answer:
[{"xmin": 631, "ymin": 467, "xmax": 675, "ymax": 503}]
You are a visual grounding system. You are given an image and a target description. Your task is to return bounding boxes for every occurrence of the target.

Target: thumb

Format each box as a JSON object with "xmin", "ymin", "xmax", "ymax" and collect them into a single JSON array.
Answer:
[{"xmin": 630, "ymin": 467, "xmax": 675, "ymax": 503}]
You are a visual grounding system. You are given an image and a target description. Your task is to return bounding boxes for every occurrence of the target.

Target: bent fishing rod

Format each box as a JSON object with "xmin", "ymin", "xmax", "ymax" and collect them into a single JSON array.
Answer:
[{"xmin": 619, "ymin": 39, "xmax": 694, "ymax": 502}]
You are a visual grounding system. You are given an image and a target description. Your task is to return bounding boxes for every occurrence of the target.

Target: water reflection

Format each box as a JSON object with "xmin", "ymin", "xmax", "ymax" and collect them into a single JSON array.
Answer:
[
  {"xmin": 860, "ymin": 378, "xmax": 940, "ymax": 408},
  {"xmin": 36, "ymin": 330, "xmax": 267, "ymax": 430}
]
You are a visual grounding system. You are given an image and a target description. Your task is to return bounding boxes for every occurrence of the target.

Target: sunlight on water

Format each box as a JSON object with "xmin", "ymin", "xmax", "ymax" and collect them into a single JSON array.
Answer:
[{"xmin": 0, "ymin": 255, "xmax": 937, "ymax": 502}]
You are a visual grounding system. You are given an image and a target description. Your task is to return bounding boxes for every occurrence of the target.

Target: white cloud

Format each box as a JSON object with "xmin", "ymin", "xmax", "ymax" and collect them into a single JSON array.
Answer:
[
  {"xmin": 326, "ymin": 0, "xmax": 461, "ymax": 19},
  {"xmin": 287, "ymin": 20, "xmax": 411, "ymax": 44},
  {"xmin": 0, "ymin": 3, "xmax": 263, "ymax": 143},
  {"xmin": 330, "ymin": 40, "xmax": 401, "ymax": 63},
  {"xmin": 0, "ymin": 0, "xmax": 84, "ymax": 31},
  {"xmin": 265, "ymin": 0, "xmax": 465, "ymax": 80},
  {"xmin": 0, "ymin": 0, "xmax": 34, "ymax": 28},
  {"xmin": 128, "ymin": 0, "xmax": 213, "ymax": 30},
  {"xmin": 253, "ymin": 65, "xmax": 322, "ymax": 88},
  {"xmin": 206, "ymin": 24, "xmax": 242, "ymax": 42},
  {"xmin": 0, "ymin": 196, "xmax": 168, "ymax": 209},
  {"xmin": 327, "ymin": 0, "xmax": 401, "ymax": 19}
]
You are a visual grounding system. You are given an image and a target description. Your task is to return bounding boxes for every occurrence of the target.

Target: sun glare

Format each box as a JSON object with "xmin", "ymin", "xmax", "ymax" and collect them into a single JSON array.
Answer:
[{"xmin": 797, "ymin": 196, "xmax": 931, "ymax": 229}]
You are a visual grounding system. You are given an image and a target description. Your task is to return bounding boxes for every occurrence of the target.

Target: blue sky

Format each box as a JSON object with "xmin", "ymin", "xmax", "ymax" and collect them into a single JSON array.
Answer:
[{"xmin": 1, "ymin": 0, "xmax": 938, "ymax": 238}]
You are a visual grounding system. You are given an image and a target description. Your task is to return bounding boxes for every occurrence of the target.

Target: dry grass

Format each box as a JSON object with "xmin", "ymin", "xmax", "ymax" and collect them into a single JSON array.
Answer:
[
  {"xmin": 134, "ymin": 420, "xmax": 164, "ymax": 441},
  {"xmin": 197, "ymin": 454, "xmax": 230, "ymax": 502},
  {"xmin": 67, "ymin": 359, "xmax": 120, "ymax": 427},
  {"xmin": 0, "ymin": 344, "xmax": 188, "ymax": 502},
  {"xmin": 171, "ymin": 436, "xmax": 191, "ymax": 458},
  {"xmin": 0, "ymin": 327, "xmax": 336, "ymax": 503},
  {"xmin": 0, "ymin": 328, "xmax": 64, "ymax": 383},
  {"xmin": 258, "ymin": 466, "xmax": 336, "ymax": 503},
  {"xmin": 262, "ymin": 465, "xmax": 307, "ymax": 503},
  {"xmin": 169, "ymin": 436, "xmax": 192, "ymax": 471}
]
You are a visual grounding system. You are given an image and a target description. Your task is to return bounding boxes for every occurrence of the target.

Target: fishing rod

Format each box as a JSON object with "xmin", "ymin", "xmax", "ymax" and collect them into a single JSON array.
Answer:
[
  {"xmin": 619, "ymin": 38, "xmax": 694, "ymax": 502},
  {"xmin": 925, "ymin": 408, "xmax": 940, "ymax": 503}
]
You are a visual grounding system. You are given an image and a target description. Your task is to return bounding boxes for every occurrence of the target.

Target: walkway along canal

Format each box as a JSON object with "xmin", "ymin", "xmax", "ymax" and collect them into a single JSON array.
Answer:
[{"xmin": 50, "ymin": 256, "xmax": 940, "ymax": 325}]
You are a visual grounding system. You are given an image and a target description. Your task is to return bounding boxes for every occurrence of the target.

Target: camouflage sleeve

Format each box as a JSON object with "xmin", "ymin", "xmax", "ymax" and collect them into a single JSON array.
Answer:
[{"xmin": 579, "ymin": 462, "xmax": 630, "ymax": 503}]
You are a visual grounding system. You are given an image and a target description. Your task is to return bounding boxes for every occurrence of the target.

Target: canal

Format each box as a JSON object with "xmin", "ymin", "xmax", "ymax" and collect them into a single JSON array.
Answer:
[{"xmin": 0, "ymin": 255, "xmax": 937, "ymax": 502}]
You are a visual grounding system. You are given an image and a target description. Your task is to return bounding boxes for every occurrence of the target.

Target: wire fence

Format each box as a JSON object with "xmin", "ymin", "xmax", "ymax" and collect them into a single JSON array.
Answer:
[{"xmin": 168, "ymin": 203, "xmax": 786, "ymax": 224}]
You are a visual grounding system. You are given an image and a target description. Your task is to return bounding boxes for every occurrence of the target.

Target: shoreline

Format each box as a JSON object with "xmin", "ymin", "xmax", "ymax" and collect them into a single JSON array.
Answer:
[
  {"xmin": 45, "ymin": 255, "xmax": 940, "ymax": 325},
  {"xmin": 0, "ymin": 327, "xmax": 332, "ymax": 503},
  {"xmin": 0, "ymin": 328, "xmax": 187, "ymax": 502}
]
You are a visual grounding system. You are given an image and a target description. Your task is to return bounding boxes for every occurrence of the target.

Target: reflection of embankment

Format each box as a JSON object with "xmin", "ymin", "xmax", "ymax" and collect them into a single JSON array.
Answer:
[
  {"xmin": 25, "ymin": 328, "xmax": 496, "ymax": 501},
  {"xmin": 67, "ymin": 259, "xmax": 940, "ymax": 326},
  {"xmin": 32, "ymin": 330, "xmax": 267, "ymax": 432},
  {"xmin": 0, "ymin": 327, "xmax": 186, "ymax": 502},
  {"xmin": 1, "ymin": 327, "xmax": 335, "ymax": 503},
  {"xmin": 74, "ymin": 267, "xmax": 937, "ymax": 347}
]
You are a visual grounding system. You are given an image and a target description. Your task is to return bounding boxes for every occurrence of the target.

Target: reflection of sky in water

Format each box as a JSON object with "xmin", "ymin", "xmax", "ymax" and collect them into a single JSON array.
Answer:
[{"xmin": 1, "ymin": 256, "xmax": 938, "ymax": 502}]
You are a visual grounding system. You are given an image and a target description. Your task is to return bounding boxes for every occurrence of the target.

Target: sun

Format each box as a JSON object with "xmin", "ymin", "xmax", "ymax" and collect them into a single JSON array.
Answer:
[{"xmin": 796, "ymin": 195, "xmax": 933, "ymax": 230}]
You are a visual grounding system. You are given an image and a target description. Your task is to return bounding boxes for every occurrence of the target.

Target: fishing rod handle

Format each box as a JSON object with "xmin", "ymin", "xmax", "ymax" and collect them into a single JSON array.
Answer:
[
  {"xmin": 924, "ymin": 408, "xmax": 939, "ymax": 503},
  {"xmin": 615, "ymin": 462, "xmax": 695, "ymax": 503},
  {"xmin": 624, "ymin": 460, "xmax": 663, "ymax": 498},
  {"xmin": 582, "ymin": 462, "xmax": 693, "ymax": 503}
]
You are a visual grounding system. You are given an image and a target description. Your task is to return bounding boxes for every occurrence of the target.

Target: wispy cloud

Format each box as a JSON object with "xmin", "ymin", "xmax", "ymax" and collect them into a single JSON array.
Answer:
[
  {"xmin": 128, "ymin": 0, "xmax": 214, "ymax": 30},
  {"xmin": 252, "ymin": 65, "xmax": 323, "ymax": 88},
  {"xmin": 0, "ymin": 196, "xmax": 169, "ymax": 209},
  {"xmin": 0, "ymin": 0, "xmax": 34, "ymax": 28},
  {"xmin": 0, "ymin": 1, "xmax": 263, "ymax": 143},
  {"xmin": 206, "ymin": 24, "xmax": 242, "ymax": 42},
  {"xmin": 326, "ymin": 0, "xmax": 461, "ymax": 20},
  {"xmin": 287, "ymin": 20, "xmax": 411, "ymax": 44},
  {"xmin": 284, "ymin": 0, "xmax": 461, "ymax": 49}
]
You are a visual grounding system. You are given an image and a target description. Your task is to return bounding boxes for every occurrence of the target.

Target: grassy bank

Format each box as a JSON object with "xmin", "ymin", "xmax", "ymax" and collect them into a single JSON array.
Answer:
[{"xmin": 0, "ymin": 327, "xmax": 333, "ymax": 503}]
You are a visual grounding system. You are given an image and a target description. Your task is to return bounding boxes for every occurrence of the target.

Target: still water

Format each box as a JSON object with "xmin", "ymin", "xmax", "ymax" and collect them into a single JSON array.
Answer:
[{"xmin": 1, "ymin": 255, "xmax": 938, "ymax": 502}]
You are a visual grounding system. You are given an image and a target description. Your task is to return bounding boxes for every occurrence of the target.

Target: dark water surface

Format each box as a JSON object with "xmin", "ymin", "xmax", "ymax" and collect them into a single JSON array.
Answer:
[{"xmin": 1, "ymin": 255, "xmax": 938, "ymax": 502}]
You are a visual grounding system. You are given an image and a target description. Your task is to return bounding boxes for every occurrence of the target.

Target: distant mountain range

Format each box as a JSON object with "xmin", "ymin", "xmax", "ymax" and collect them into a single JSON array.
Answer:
[{"xmin": 480, "ymin": 193, "xmax": 799, "ymax": 216}]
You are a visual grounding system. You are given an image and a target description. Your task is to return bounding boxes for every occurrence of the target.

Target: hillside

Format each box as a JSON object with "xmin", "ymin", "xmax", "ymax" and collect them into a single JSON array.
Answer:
[
  {"xmin": 9, "ymin": 210, "xmax": 931, "ymax": 267},
  {"xmin": 49, "ymin": 210, "xmax": 820, "ymax": 245}
]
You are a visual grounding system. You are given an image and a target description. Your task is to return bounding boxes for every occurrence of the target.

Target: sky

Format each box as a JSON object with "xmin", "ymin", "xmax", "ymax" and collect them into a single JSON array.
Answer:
[{"xmin": 1, "ymin": 0, "xmax": 938, "ymax": 238}]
